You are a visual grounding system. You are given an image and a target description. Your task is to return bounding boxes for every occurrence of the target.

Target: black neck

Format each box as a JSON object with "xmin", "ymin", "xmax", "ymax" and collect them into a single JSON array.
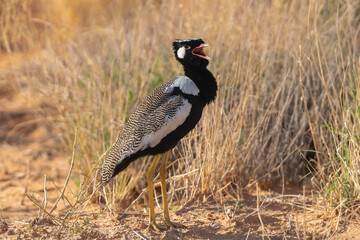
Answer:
[{"xmin": 183, "ymin": 64, "xmax": 217, "ymax": 105}]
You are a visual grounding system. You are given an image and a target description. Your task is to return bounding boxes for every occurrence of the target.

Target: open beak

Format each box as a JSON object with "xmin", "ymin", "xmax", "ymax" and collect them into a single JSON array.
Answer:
[{"xmin": 192, "ymin": 43, "xmax": 211, "ymax": 60}]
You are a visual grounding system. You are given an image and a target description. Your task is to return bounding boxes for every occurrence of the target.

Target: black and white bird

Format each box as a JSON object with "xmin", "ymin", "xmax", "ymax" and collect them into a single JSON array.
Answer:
[{"xmin": 101, "ymin": 38, "xmax": 217, "ymax": 230}]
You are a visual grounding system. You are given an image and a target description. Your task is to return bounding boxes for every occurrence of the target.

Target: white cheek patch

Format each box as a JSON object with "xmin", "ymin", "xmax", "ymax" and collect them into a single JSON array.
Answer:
[
  {"xmin": 177, "ymin": 46, "xmax": 186, "ymax": 59},
  {"xmin": 165, "ymin": 76, "xmax": 200, "ymax": 96}
]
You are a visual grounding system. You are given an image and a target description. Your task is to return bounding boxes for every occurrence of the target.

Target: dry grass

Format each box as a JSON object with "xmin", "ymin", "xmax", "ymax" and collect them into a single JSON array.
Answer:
[{"xmin": 1, "ymin": 0, "xmax": 360, "ymax": 236}]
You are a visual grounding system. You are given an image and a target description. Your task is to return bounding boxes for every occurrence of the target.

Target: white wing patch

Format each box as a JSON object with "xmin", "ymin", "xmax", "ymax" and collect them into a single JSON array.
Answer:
[
  {"xmin": 140, "ymin": 99, "xmax": 192, "ymax": 150},
  {"xmin": 165, "ymin": 76, "xmax": 200, "ymax": 96}
]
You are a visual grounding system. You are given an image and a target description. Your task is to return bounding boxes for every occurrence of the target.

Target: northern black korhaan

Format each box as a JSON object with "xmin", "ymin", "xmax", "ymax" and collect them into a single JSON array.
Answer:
[{"xmin": 101, "ymin": 38, "xmax": 217, "ymax": 230}]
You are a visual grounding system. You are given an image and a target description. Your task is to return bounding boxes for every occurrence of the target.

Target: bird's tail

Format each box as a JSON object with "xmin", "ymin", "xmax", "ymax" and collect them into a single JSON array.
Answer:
[
  {"xmin": 101, "ymin": 140, "xmax": 121, "ymax": 185},
  {"xmin": 101, "ymin": 155, "xmax": 115, "ymax": 185}
]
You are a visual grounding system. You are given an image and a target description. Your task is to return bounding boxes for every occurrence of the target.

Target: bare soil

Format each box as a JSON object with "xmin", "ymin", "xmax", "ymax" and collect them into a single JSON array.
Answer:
[{"xmin": 1, "ymin": 56, "xmax": 360, "ymax": 240}]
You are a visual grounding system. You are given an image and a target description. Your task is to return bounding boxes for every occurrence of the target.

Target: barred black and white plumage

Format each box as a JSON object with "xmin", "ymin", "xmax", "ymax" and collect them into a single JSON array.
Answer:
[
  {"xmin": 101, "ymin": 77, "xmax": 196, "ymax": 184},
  {"xmin": 101, "ymin": 38, "xmax": 217, "ymax": 230}
]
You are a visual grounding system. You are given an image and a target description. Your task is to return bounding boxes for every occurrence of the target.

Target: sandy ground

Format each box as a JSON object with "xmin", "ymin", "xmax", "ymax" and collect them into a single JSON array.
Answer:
[{"xmin": 1, "ymin": 56, "xmax": 360, "ymax": 240}]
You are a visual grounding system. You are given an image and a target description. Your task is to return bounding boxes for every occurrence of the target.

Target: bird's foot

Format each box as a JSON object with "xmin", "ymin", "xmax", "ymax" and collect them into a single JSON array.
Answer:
[
  {"xmin": 164, "ymin": 219, "xmax": 186, "ymax": 228},
  {"xmin": 148, "ymin": 221, "xmax": 168, "ymax": 231}
]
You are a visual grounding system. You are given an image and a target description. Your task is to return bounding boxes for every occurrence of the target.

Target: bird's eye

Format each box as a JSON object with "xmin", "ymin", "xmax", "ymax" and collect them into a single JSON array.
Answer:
[{"xmin": 184, "ymin": 45, "xmax": 191, "ymax": 50}]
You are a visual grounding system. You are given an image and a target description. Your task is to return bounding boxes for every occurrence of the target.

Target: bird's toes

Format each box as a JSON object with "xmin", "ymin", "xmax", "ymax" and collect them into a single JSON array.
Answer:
[
  {"xmin": 164, "ymin": 219, "xmax": 186, "ymax": 229},
  {"xmin": 148, "ymin": 221, "xmax": 168, "ymax": 231}
]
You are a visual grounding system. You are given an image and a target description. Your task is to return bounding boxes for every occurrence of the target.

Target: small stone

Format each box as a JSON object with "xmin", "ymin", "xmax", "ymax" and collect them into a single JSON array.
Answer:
[
  {"xmin": 140, "ymin": 222, "xmax": 147, "ymax": 229},
  {"xmin": 0, "ymin": 220, "xmax": 8, "ymax": 233},
  {"xmin": 212, "ymin": 222, "xmax": 220, "ymax": 228}
]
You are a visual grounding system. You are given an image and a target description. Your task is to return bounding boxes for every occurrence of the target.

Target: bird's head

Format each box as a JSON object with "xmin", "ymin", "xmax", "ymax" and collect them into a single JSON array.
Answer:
[{"xmin": 172, "ymin": 38, "xmax": 210, "ymax": 68}]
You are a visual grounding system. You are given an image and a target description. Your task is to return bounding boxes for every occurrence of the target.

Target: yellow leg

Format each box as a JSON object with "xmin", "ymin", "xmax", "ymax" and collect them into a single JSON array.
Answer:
[
  {"xmin": 147, "ymin": 154, "xmax": 166, "ymax": 231},
  {"xmin": 160, "ymin": 150, "xmax": 185, "ymax": 228}
]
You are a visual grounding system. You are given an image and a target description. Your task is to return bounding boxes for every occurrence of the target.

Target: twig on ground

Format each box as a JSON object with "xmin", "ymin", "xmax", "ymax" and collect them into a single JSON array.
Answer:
[
  {"xmin": 334, "ymin": 204, "xmax": 343, "ymax": 234},
  {"xmin": 231, "ymin": 201, "xmax": 240, "ymax": 219},
  {"xmin": 26, "ymin": 192, "xmax": 60, "ymax": 225},
  {"xmin": 14, "ymin": 221, "xmax": 31, "ymax": 225},
  {"xmin": 266, "ymin": 195, "xmax": 317, "ymax": 212},
  {"xmin": 132, "ymin": 229, "xmax": 148, "ymax": 240},
  {"xmin": 21, "ymin": 156, "xmax": 32, "ymax": 205},
  {"xmin": 40, "ymin": 174, "xmax": 48, "ymax": 220},
  {"xmin": 103, "ymin": 186, "xmax": 112, "ymax": 213},
  {"xmin": 124, "ymin": 190, "xmax": 146, "ymax": 213},
  {"xmin": 70, "ymin": 180, "xmax": 100, "ymax": 227},
  {"xmin": 205, "ymin": 181, "xmax": 231, "ymax": 201},
  {"xmin": 80, "ymin": 178, "xmax": 101, "ymax": 211},
  {"xmin": 245, "ymin": 228, "xmax": 251, "ymax": 240},
  {"xmin": 302, "ymin": 185, "xmax": 306, "ymax": 239},
  {"xmin": 49, "ymin": 127, "xmax": 77, "ymax": 214},
  {"xmin": 256, "ymin": 183, "xmax": 270, "ymax": 240}
]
